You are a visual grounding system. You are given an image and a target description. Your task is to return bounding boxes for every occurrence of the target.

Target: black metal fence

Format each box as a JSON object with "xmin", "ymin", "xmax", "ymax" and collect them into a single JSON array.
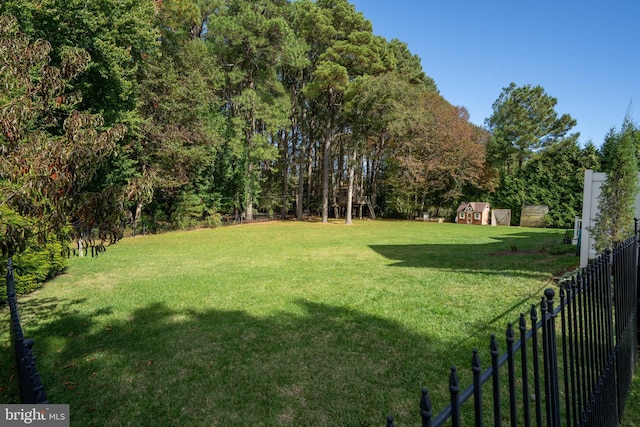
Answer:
[
  {"xmin": 4, "ymin": 231, "xmax": 639, "ymax": 418},
  {"xmin": 386, "ymin": 233, "xmax": 638, "ymax": 426},
  {"xmin": 6, "ymin": 257, "xmax": 48, "ymax": 403}
]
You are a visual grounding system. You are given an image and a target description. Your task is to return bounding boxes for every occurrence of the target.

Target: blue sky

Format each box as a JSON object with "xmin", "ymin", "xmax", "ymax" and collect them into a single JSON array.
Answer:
[{"xmin": 348, "ymin": 0, "xmax": 640, "ymax": 146}]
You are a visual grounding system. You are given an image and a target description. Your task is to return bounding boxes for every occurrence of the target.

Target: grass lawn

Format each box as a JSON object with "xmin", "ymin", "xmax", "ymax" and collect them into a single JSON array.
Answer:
[{"xmin": 0, "ymin": 220, "xmax": 580, "ymax": 426}]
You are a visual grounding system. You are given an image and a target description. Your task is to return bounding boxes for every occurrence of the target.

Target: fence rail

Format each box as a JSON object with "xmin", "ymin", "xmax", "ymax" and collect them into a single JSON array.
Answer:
[
  {"xmin": 388, "ymin": 233, "xmax": 638, "ymax": 426},
  {"xmin": 6, "ymin": 257, "xmax": 48, "ymax": 404}
]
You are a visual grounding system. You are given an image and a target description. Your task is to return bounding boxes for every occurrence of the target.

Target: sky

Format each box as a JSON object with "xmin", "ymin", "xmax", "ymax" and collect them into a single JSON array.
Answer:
[{"xmin": 348, "ymin": 0, "xmax": 640, "ymax": 146}]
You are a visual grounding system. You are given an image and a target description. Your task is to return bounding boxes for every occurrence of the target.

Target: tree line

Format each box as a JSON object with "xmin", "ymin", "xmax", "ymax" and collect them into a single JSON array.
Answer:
[{"xmin": 1, "ymin": 0, "xmax": 638, "ymax": 285}]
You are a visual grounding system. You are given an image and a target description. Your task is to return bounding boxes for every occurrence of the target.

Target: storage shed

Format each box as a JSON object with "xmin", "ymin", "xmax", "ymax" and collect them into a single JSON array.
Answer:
[
  {"xmin": 520, "ymin": 205, "xmax": 549, "ymax": 228},
  {"xmin": 491, "ymin": 209, "xmax": 512, "ymax": 226},
  {"xmin": 456, "ymin": 202, "xmax": 490, "ymax": 225}
]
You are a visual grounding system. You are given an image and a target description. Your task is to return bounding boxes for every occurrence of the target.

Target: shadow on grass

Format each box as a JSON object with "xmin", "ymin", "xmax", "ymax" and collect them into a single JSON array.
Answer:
[
  {"xmin": 0, "ymin": 296, "xmax": 91, "ymax": 403},
  {"xmin": 369, "ymin": 231, "xmax": 571, "ymax": 280},
  {"xmin": 4, "ymin": 296, "xmax": 489, "ymax": 426}
]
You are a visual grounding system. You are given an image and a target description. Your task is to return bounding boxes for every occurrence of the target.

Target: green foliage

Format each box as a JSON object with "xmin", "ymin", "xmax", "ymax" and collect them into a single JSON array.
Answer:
[
  {"xmin": 5, "ymin": 0, "xmax": 597, "ymax": 246},
  {"xmin": 489, "ymin": 137, "xmax": 591, "ymax": 227},
  {"xmin": 0, "ymin": 14, "xmax": 127, "ymax": 257},
  {"xmin": 0, "ymin": 240, "xmax": 67, "ymax": 302},
  {"xmin": 486, "ymin": 83, "xmax": 577, "ymax": 173},
  {"xmin": 388, "ymin": 39, "xmax": 438, "ymax": 91},
  {"xmin": 1, "ymin": 0, "xmax": 159, "ymax": 124},
  {"xmin": 170, "ymin": 190, "xmax": 206, "ymax": 229},
  {"xmin": 590, "ymin": 116, "xmax": 639, "ymax": 251},
  {"xmin": 382, "ymin": 91, "xmax": 489, "ymax": 218}
]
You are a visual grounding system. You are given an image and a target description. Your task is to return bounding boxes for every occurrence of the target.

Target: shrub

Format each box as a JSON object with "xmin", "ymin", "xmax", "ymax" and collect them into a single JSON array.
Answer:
[{"xmin": 0, "ymin": 241, "xmax": 67, "ymax": 303}]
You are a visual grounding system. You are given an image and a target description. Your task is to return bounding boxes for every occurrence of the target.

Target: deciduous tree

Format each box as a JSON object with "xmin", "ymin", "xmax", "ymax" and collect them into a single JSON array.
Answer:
[
  {"xmin": 386, "ymin": 91, "xmax": 487, "ymax": 217},
  {"xmin": 0, "ymin": 15, "xmax": 126, "ymax": 256}
]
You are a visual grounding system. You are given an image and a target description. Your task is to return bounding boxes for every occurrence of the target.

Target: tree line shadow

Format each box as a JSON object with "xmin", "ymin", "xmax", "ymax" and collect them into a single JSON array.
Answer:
[
  {"xmin": 369, "ymin": 231, "xmax": 569, "ymax": 281},
  {"xmin": 0, "ymin": 232, "xmax": 570, "ymax": 425},
  {"xmin": 1, "ymin": 295, "xmax": 496, "ymax": 426}
]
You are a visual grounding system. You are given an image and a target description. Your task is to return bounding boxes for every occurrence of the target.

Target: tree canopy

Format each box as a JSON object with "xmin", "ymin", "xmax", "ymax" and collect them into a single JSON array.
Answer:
[
  {"xmin": 485, "ymin": 83, "xmax": 577, "ymax": 173},
  {"xmin": 0, "ymin": 14, "xmax": 126, "ymax": 256},
  {"xmin": 0, "ymin": 0, "xmax": 629, "ymax": 277}
]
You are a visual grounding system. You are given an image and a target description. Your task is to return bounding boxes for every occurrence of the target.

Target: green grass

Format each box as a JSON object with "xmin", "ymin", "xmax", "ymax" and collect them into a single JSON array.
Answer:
[
  {"xmin": 623, "ymin": 374, "xmax": 640, "ymax": 427},
  {"xmin": 0, "ymin": 221, "xmax": 579, "ymax": 426}
]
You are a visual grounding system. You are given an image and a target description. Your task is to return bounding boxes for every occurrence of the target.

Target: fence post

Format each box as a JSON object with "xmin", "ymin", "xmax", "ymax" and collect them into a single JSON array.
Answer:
[
  {"xmin": 541, "ymin": 289, "xmax": 561, "ymax": 427},
  {"xmin": 506, "ymin": 323, "xmax": 518, "ymax": 427},
  {"xmin": 636, "ymin": 222, "xmax": 640, "ymax": 350},
  {"xmin": 449, "ymin": 367, "xmax": 461, "ymax": 427},
  {"xmin": 519, "ymin": 313, "xmax": 531, "ymax": 427},
  {"xmin": 420, "ymin": 387, "xmax": 433, "ymax": 427},
  {"xmin": 529, "ymin": 304, "xmax": 543, "ymax": 426},
  {"xmin": 490, "ymin": 335, "xmax": 501, "ymax": 427},
  {"xmin": 471, "ymin": 350, "xmax": 484, "ymax": 427}
]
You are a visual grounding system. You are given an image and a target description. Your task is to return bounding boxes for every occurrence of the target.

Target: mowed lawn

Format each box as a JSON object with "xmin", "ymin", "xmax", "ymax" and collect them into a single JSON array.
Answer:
[{"xmin": 0, "ymin": 220, "xmax": 578, "ymax": 426}]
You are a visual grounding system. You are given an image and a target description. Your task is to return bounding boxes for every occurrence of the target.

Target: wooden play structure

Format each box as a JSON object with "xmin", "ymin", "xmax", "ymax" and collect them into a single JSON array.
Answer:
[
  {"xmin": 337, "ymin": 187, "xmax": 376, "ymax": 219},
  {"xmin": 456, "ymin": 202, "xmax": 490, "ymax": 225}
]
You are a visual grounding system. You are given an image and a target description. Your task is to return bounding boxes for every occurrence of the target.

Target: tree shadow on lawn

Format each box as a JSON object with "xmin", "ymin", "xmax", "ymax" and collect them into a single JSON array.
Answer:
[
  {"xmin": 369, "ymin": 231, "xmax": 571, "ymax": 280},
  {"xmin": 0, "ymin": 296, "xmax": 91, "ymax": 403},
  {"xmin": 8, "ymin": 296, "xmax": 503, "ymax": 427}
]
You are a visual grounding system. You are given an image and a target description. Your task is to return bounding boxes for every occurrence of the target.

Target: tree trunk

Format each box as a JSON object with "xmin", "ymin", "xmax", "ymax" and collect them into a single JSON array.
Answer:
[
  {"xmin": 246, "ymin": 164, "xmax": 254, "ymax": 222},
  {"xmin": 345, "ymin": 151, "xmax": 356, "ymax": 225},
  {"xmin": 246, "ymin": 198, "xmax": 253, "ymax": 221},
  {"xmin": 322, "ymin": 123, "xmax": 331, "ymax": 223},
  {"xmin": 370, "ymin": 134, "xmax": 386, "ymax": 211},
  {"xmin": 306, "ymin": 141, "xmax": 314, "ymax": 215},
  {"xmin": 281, "ymin": 130, "xmax": 289, "ymax": 220},
  {"xmin": 296, "ymin": 135, "xmax": 305, "ymax": 221},
  {"xmin": 132, "ymin": 202, "xmax": 143, "ymax": 237}
]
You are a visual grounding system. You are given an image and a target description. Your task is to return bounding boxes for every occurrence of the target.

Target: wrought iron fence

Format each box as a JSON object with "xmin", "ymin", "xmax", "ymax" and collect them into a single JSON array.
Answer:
[
  {"xmin": 6, "ymin": 257, "xmax": 48, "ymax": 404},
  {"xmin": 386, "ymin": 233, "xmax": 638, "ymax": 426},
  {"xmin": 4, "ymin": 230, "xmax": 639, "ymax": 419}
]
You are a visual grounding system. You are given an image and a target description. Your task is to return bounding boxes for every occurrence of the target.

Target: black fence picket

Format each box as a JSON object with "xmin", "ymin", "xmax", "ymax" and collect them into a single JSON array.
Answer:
[
  {"xmin": 6, "ymin": 257, "xmax": 48, "ymax": 404},
  {"xmin": 388, "ymin": 230, "xmax": 639, "ymax": 426}
]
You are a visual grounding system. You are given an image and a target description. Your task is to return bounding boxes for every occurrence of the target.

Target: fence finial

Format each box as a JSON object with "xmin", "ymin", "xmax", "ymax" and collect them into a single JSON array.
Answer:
[
  {"xmin": 449, "ymin": 366, "xmax": 460, "ymax": 392},
  {"xmin": 490, "ymin": 334, "xmax": 499, "ymax": 355},
  {"xmin": 506, "ymin": 323, "xmax": 515, "ymax": 343},
  {"xmin": 420, "ymin": 387, "xmax": 432, "ymax": 423},
  {"xmin": 544, "ymin": 288, "xmax": 555, "ymax": 301},
  {"xmin": 6, "ymin": 256, "xmax": 15, "ymax": 297},
  {"xmin": 385, "ymin": 414, "xmax": 395, "ymax": 427},
  {"xmin": 472, "ymin": 349, "xmax": 481, "ymax": 372}
]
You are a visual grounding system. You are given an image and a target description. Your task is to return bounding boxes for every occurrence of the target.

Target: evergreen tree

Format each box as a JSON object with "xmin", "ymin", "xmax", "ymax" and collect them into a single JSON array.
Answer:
[
  {"xmin": 485, "ymin": 83, "xmax": 577, "ymax": 173},
  {"xmin": 590, "ymin": 116, "xmax": 639, "ymax": 251}
]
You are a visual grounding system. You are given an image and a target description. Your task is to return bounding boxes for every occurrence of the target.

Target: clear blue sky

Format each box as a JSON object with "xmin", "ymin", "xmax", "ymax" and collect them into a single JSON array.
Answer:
[{"xmin": 349, "ymin": 0, "xmax": 640, "ymax": 146}]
